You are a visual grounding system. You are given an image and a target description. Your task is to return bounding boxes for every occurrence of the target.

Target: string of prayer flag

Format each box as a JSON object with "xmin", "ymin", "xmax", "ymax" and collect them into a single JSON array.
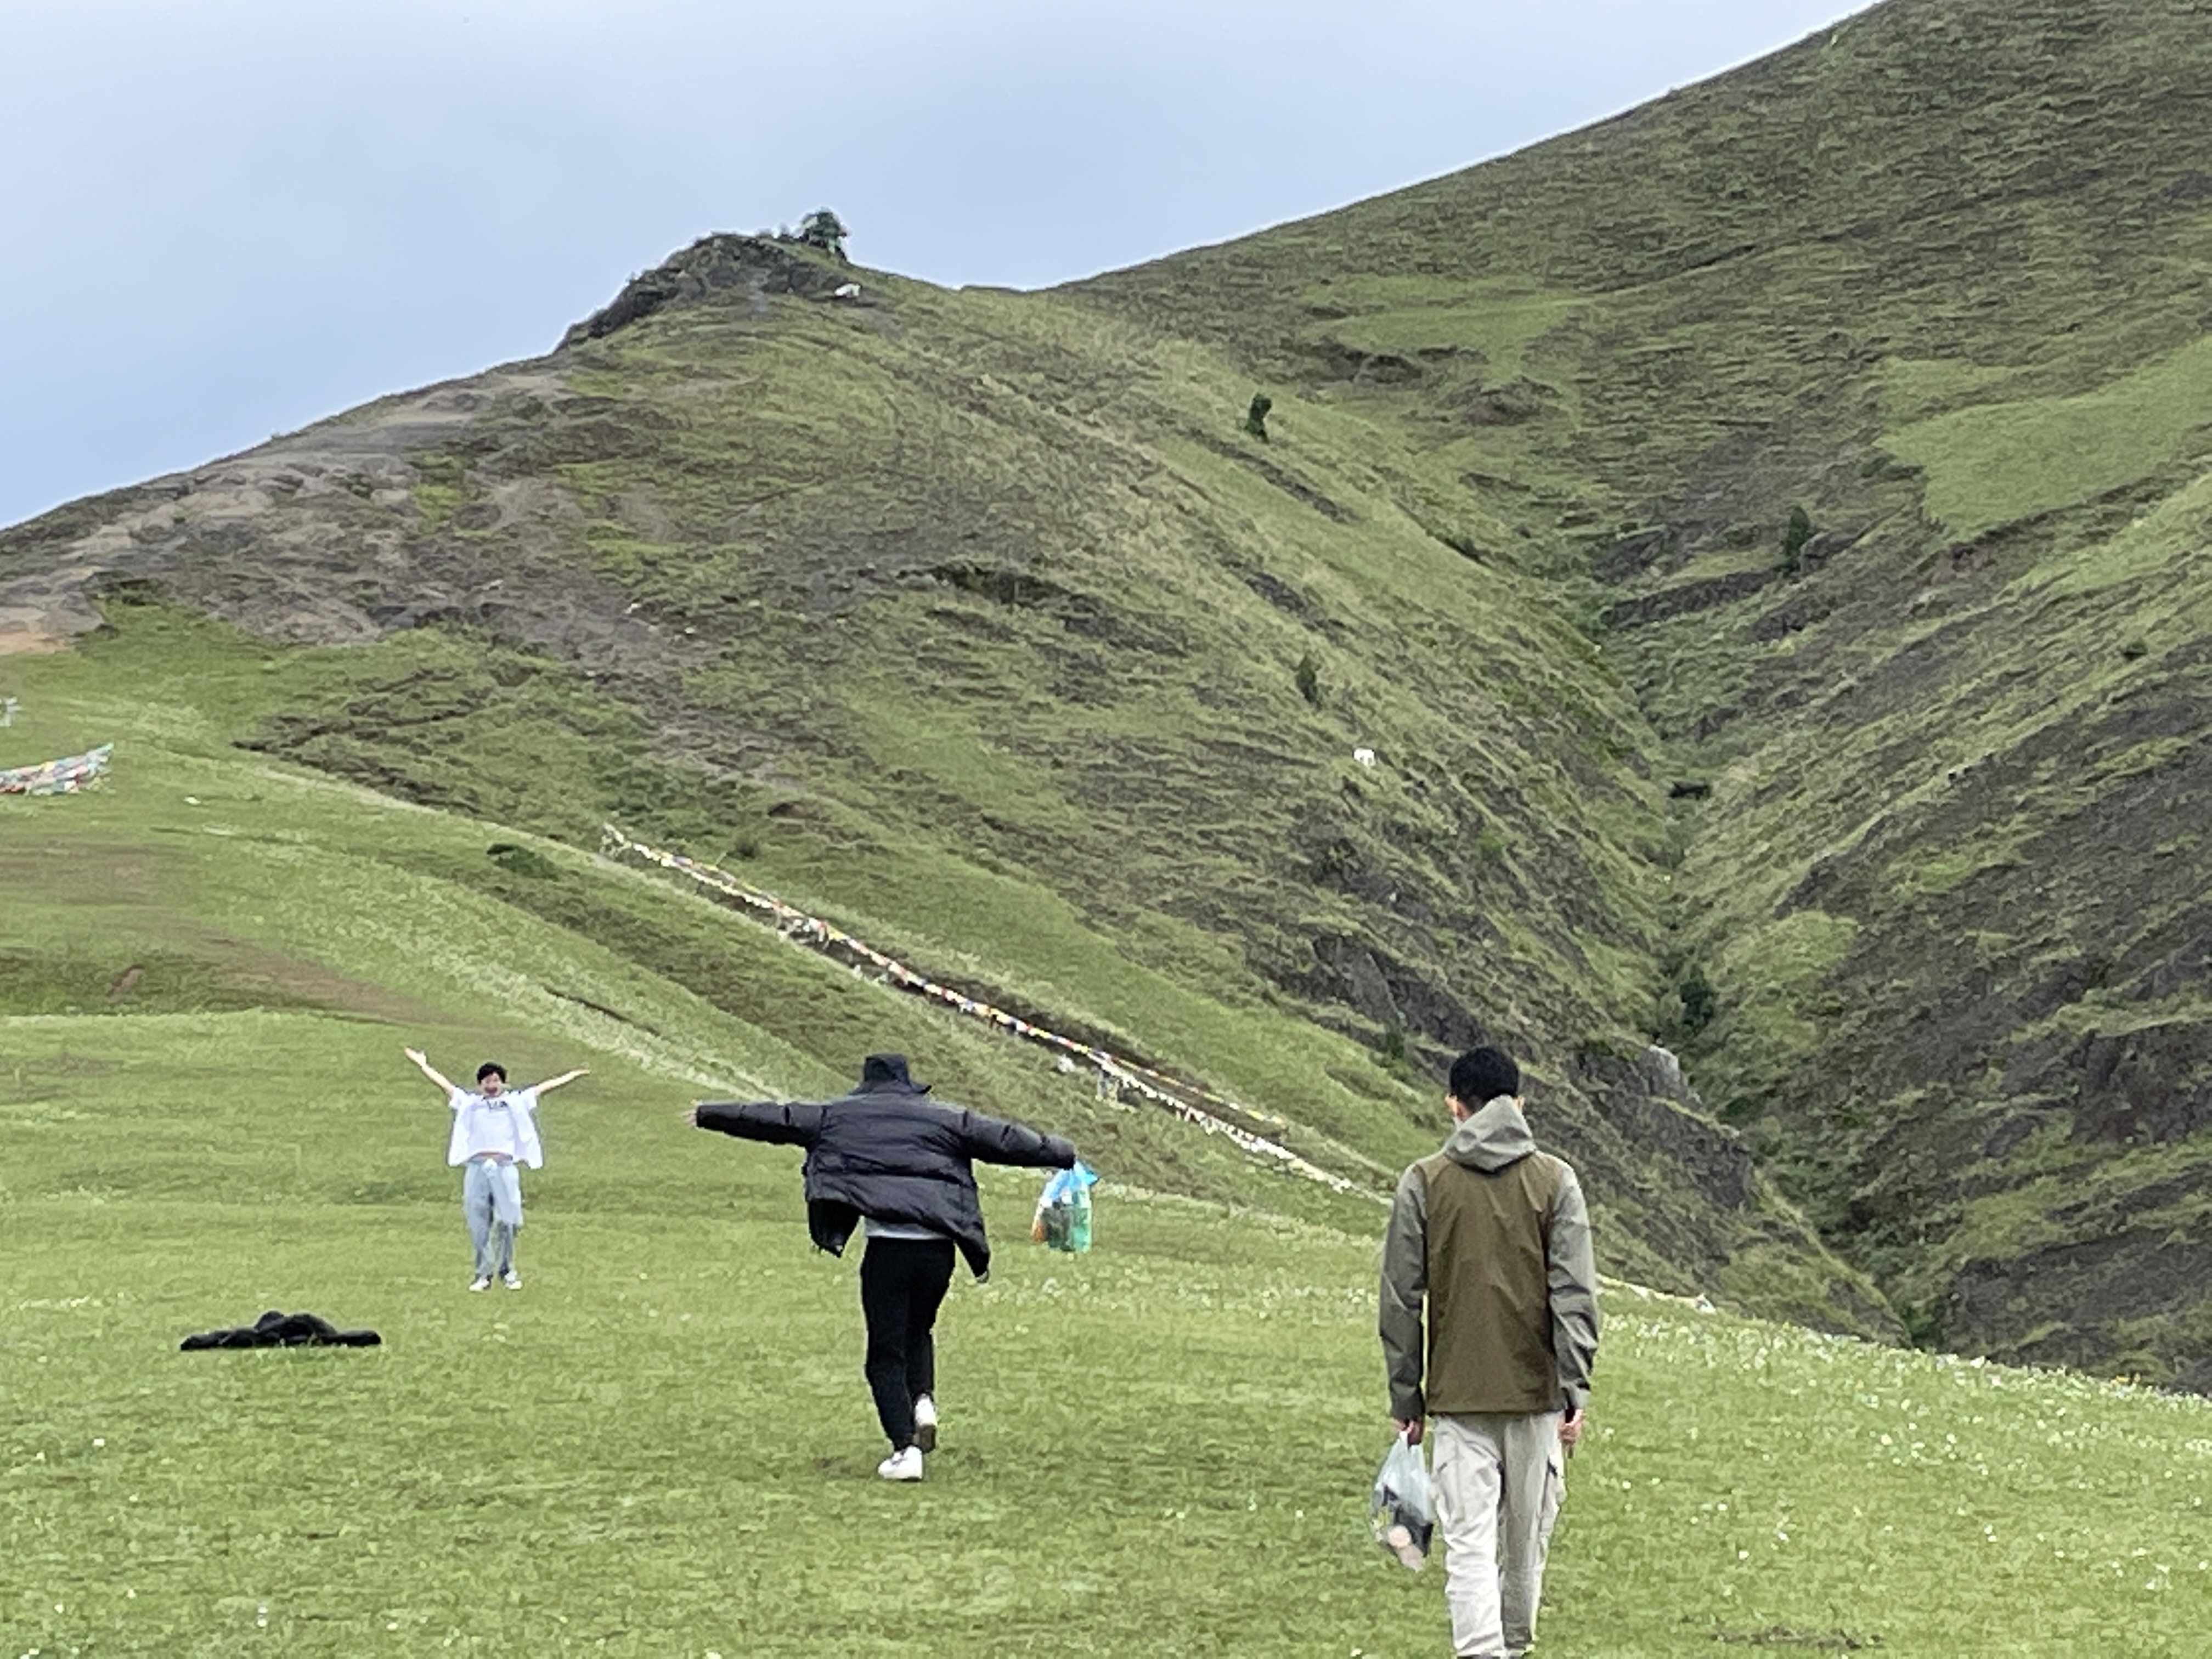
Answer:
[
  {"xmin": 601, "ymin": 823, "xmax": 1367, "ymax": 1195},
  {"xmin": 0, "ymin": 743, "xmax": 112, "ymax": 796}
]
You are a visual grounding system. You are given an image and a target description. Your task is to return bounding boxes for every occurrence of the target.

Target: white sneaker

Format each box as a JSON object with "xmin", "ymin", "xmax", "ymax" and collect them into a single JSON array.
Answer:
[
  {"xmin": 912, "ymin": 1395, "xmax": 938, "ymax": 1453},
  {"xmin": 469, "ymin": 1276, "xmax": 492, "ymax": 1293},
  {"xmin": 876, "ymin": 1446, "xmax": 924, "ymax": 1482},
  {"xmin": 502, "ymin": 1271, "xmax": 522, "ymax": 1290}
]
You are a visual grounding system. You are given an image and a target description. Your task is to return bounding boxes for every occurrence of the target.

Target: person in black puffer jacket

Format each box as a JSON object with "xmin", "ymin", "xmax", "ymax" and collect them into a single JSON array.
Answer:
[{"xmin": 688, "ymin": 1052, "xmax": 1077, "ymax": 1482}]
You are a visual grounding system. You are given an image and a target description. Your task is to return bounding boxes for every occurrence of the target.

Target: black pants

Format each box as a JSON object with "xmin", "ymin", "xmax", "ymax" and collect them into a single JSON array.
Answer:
[{"xmin": 859, "ymin": 1237, "xmax": 956, "ymax": 1450}]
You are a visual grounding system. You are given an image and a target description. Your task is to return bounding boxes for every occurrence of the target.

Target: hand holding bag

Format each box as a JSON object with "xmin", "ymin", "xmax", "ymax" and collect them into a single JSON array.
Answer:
[{"xmin": 1371, "ymin": 1429, "xmax": 1434, "ymax": 1570}]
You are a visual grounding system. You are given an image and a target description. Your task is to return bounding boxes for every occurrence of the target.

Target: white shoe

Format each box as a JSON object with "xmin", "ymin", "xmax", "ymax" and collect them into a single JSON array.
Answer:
[
  {"xmin": 876, "ymin": 1446, "xmax": 924, "ymax": 1482},
  {"xmin": 503, "ymin": 1271, "xmax": 522, "ymax": 1290},
  {"xmin": 469, "ymin": 1276, "xmax": 492, "ymax": 1293},
  {"xmin": 912, "ymin": 1395, "xmax": 938, "ymax": 1453}
]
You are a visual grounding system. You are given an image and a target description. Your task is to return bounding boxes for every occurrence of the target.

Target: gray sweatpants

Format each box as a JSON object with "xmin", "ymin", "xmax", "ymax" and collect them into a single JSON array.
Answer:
[
  {"xmin": 462, "ymin": 1156, "xmax": 523, "ymax": 1278},
  {"xmin": 1431, "ymin": 1411, "xmax": 1565, "ymax": 1659}
]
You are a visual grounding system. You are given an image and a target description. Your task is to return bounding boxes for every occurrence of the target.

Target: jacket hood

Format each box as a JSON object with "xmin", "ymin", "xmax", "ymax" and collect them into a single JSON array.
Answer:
[
  {"xmin": 857, "ymin": 1053, "xmax": 929, "ymax": 1093},
  {"xmin": 1441, "ymin": 1096, "xmax": 1536, "ymax": 1172}
]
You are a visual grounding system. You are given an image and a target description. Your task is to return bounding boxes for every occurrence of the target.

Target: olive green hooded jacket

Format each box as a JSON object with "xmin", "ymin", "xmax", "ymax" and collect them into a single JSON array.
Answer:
[{"xmin": 1379, "ymin": 1096, "xmax": 1599, "ymax": 1421}]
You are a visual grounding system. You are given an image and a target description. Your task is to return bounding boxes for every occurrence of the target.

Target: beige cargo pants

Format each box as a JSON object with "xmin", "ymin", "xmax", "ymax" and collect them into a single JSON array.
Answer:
[{"xmin": 1431, "ymin": 1411, "xmax": 1566, "ymax": 1658}]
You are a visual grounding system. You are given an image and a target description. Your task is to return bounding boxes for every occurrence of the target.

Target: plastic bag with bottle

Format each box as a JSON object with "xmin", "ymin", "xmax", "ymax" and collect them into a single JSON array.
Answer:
[
  {"xmin": 1371, "ymin": 1430, "xmax": 1435, "ymax": 1571},
  {"xmin": 1032, "ymin": 1161, "xmax": 1098, "ymax": 1252}
]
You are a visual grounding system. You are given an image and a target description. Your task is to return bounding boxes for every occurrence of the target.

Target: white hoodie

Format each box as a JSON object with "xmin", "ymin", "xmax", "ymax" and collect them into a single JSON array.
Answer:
[{"xmin": 447, "ymin": 1086, "xmax": 545, "ymax": 1169}]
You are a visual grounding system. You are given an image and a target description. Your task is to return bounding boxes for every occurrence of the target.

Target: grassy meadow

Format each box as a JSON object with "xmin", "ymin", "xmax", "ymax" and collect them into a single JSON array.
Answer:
[
  {"xmin": 8, "ymin": 1018, "xmax": 2212, "ymax": 1655},
  {"xmin": 3, "ymin": 615, "xmax": 2210, "ymax": 1656}
]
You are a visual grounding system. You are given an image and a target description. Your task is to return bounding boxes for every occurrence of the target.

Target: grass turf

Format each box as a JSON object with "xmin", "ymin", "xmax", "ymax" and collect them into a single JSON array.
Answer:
[{"xmin": 6, "ymin": 1035, "xmax": 2211, "ymax": 1655}]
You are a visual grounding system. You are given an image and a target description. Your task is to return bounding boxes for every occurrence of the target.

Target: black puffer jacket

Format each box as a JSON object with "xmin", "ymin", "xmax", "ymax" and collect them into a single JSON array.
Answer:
[{"xmin": 695, "ymin": 1056, "xmax": 1076, "ymax": 1280}]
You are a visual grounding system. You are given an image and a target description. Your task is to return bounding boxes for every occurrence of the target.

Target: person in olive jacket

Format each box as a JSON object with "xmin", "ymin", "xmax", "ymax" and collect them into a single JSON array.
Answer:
[
  {"xmin": 1380, "ymin": 1044, "xmax": 1598, "ymax": 1659},
  {"xmin": 687, "ymin": 1052, "xmax": 1077, "ymax": 1482}
]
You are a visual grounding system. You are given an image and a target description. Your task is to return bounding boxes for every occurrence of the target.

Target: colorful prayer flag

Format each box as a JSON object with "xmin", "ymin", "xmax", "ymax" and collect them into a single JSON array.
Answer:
[{"xmin": 0, "ymin": 743, "xmax": 112, "ymax": 796}]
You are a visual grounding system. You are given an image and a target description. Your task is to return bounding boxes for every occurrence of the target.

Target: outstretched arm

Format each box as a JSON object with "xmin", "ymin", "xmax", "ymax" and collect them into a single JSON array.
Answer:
[
  {"xmin": 690, "ymin": 1099, "xmax": 826, "ymax": 1147},
  {"xmin": 955, "ymin": 1109, "xmax": 1076, "ymax": 1170},
  {"xmin": 534, "ymin": 1068, "xmax": 590, "ymax": 1094},
  {"xmin": 403, "ymin": 1047, "xmax": 460, "ymax": 1096}
]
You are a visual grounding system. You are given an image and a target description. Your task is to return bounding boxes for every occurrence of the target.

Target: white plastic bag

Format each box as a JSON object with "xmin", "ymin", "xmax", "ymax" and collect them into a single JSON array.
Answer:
[{"xmin": 1371, "ymin": 1430, "xmax": 1434, "ymax": 1571}]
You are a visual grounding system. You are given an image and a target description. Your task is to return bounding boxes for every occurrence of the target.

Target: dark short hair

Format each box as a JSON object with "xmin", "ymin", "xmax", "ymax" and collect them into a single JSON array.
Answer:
[
  {"xmin": 1448, "ymin": 1046, "xmax": 1519, "ymax": 1106},
  {"xmin": 476, "ymin": 1062, "xmax": 507, "ymax": 1084}
]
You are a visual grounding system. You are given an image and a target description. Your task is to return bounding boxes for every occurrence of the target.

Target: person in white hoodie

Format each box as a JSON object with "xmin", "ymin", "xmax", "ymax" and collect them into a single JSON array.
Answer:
[{"xmin": 403, "ymin": 1048, "xmax": 586, "ymax": 1290}]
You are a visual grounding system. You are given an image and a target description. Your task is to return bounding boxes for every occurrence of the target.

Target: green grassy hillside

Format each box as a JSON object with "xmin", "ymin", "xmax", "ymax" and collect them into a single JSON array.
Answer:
[
  {"xmin": 24, "ymin": 601, "xmax": 2209, "ymax": 1652},
  {"xmin": 1076, "ymin": 0, "xmax": 2212, "ymax": 1384},
  {"xmin": 9, "ymin": 0, "xmax": 2212, "ymax": 1378},
  {"xmin": 0, "ymin": 605, "xmax": 1402, "ymax": 1237},
  {"xmin": 4, "ymin": 726, "xmax": 2210, "ymax": 1652},
  {"xmin": 0, "ymin": 247, "xmax": 1861, "ymax": 1324}
]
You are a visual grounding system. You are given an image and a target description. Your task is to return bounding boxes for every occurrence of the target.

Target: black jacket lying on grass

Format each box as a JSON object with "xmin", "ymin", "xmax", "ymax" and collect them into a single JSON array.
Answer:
[
  {"xmin": 694, "ymin": 1055, "xmax": 1076, "ymax": 1281},
  {"xmin": 180, "ymin": 1310, "xmax": 381, "ymax": 1350}
]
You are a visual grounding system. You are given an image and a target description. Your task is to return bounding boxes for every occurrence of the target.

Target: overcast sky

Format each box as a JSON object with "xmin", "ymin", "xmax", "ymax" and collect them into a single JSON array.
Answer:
[{"xmin": 0, "ymin": 0, "xmax": 1867, "ymax": 530}]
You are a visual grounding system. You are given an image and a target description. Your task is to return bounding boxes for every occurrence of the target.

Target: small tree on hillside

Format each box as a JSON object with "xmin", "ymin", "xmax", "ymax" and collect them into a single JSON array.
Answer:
[
  {"xmin": 1656, "ymin": 958, "xmax": 1719, "ymax": 1047},
  {"xmin": 795, "ymin": 209, "xmax": 850, "ymax": 261},
  {"xmin": 1244, "ymin": 392, "xmax": 1273, "ymax": 442},
  {"xmin": 1779, "ymin": 505, "xmax": 1814, "ymax": 576},
  {"xmin": 1677, "ymin": 963, "xmax": 1718, "ymax": 1037},
  {"xmin": 1378, "ymin": 1022, "xmax": 1412, "ymax": 1081}
]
